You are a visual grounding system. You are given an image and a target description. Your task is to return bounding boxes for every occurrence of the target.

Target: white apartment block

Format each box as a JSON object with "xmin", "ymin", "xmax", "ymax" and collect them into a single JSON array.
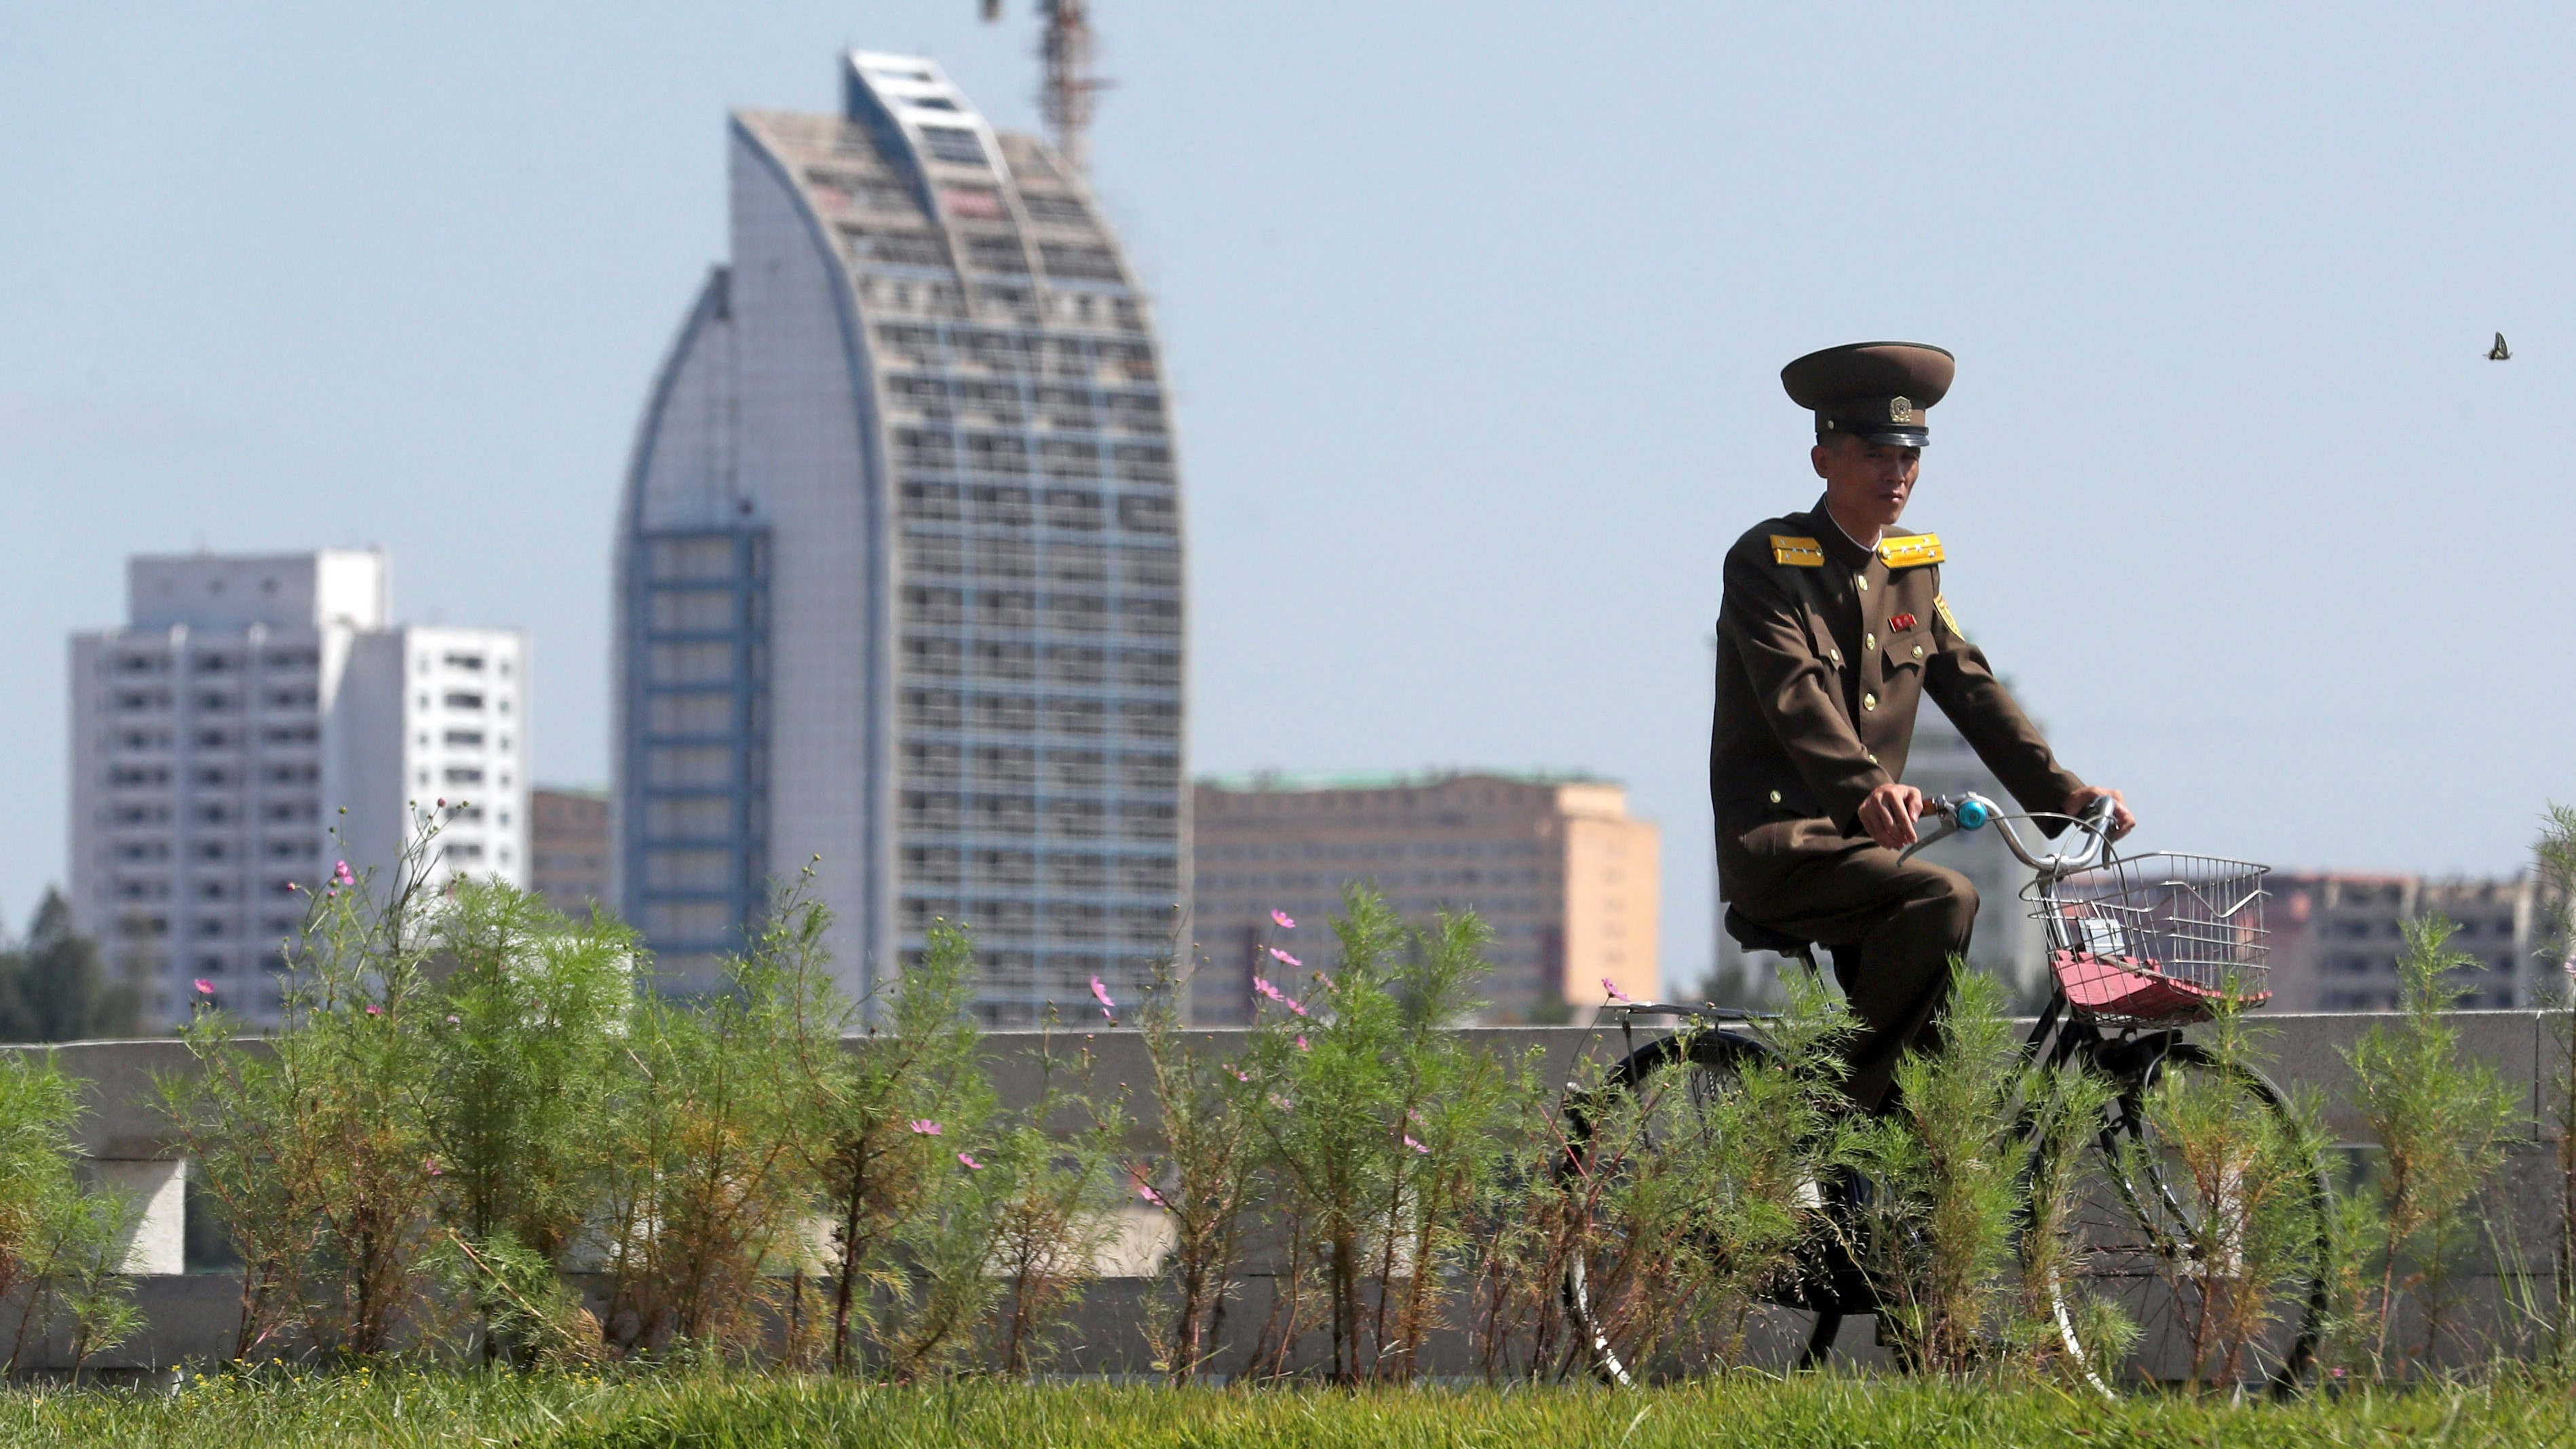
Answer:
[{"xmin": 69, "ymin": 552, "xmax": 528, "ymax": 1029}]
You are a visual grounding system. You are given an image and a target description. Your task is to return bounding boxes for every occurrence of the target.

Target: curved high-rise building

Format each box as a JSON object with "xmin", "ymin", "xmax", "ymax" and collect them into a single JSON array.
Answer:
[{"xmin": 617, "ymin": 52, "xmax": 1185, "ymax": 1021}]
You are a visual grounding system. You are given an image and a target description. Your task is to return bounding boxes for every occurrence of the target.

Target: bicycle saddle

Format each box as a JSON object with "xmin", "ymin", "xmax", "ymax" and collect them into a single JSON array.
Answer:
[{"xmin": 1724, "ymin": 906, "xmax": 1814, "ymax": 958}]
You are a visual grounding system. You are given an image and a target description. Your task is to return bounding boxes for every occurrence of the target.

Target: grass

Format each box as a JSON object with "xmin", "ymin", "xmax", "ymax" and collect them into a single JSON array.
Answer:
[{"xmin": 0, "ymin": 1373, "xmax": 2570, "ymax": 1448}]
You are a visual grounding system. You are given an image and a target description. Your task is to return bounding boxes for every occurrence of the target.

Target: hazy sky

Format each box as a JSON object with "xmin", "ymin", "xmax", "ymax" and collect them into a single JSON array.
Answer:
[{"xmin": 5, "ymin": 3, "xmax": 2573, "ymax": 989}]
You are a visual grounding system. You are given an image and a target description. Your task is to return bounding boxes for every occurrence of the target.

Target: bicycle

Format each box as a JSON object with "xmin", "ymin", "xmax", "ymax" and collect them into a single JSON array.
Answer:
[{"xmin": 1559, "ymin": 794, "xmax": 2331, "ymax": 1391}]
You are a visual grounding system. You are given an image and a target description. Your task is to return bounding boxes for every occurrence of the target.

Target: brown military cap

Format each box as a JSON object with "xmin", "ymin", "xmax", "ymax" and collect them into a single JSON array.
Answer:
[{"xmin": 1781, "ymin": 341, "xmax": 1955, "ymax": 446}]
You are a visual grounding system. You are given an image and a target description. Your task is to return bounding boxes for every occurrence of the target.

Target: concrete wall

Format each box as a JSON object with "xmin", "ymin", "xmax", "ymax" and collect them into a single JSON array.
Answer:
[{"xmin": 10, "ymin": 1011, "xmax": 2569, "ymax": 1375}]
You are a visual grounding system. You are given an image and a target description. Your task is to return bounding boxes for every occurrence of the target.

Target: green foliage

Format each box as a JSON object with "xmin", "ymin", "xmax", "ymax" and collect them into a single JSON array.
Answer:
[
  {"xmin": 2532, "ymin": 802, "xmax": 2576, "ymax": 1367},
  {"xmin": 425, "ymin": 882, "xmax": 636, "ymax": 1270},
  {"xmin": 160, "ymin": 815, "xmax": 450, "ymax": 1359},
  {"xmin": 1240, "ymin": 885, "xmax": 1512, "ymax": 1383},
  {"xmin": 2016, "ymin": 1058, "xmax": 2128, "ymax": 1384},
  {"xmin": 2132, "ymin": 1035, "xmax": 2326, "ymax": 1389},
  {"xmin": 593, "ymin": 937, "xmax": 813, "ymax": 1358},
  {"xmin": 1132, "ymin": 952, "xmax": 1258, "ymax": 1383},
  {"xmin": 787, "ymin": 912, "xmax": 1002, "ymax": 1377},
  {"xmin": 2339, "ymin": 915, "xmax": 2520, "ymax": 1374},
  {"xmin": 0, "ymin": 890, "xmax": 138, "ymax": 1043},
  {"xmin": 0, "ymin": 1051, "xmax": 138, "ymax": 1378},
  {"xmin": 1849, "ymin": 967, "xmax": 2031, "ymax": 1376},
  {"xmin": 980, "ymin": 1029, "xmax": 1127, "ymax": 1376}
]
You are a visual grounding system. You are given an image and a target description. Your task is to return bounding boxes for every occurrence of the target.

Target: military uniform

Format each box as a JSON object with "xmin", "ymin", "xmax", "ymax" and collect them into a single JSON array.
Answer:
[{"xmin": 1712, "ymin": 342, "xmax": 2087, "ymax": 1109}]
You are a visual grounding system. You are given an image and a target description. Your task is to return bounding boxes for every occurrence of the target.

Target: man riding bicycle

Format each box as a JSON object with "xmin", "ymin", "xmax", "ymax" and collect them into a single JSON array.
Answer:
[{"xmin": 1710, "ymin": 341, "xmax": 2133, "ymax": 1112}]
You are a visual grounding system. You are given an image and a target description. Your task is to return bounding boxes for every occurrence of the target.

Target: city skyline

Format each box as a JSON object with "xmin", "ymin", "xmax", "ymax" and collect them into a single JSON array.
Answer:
[{"xmin": 9, "ymin": 7, "xmax": 2576, "ymax": 997}]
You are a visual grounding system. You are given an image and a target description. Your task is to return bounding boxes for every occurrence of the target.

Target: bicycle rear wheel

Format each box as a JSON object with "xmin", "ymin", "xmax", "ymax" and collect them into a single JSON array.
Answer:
[
  {"xmin": 1559, "ymin": 1029, "xmax": 1851, "ymax": 1383},
  {"xmin": 2043, "ymin": 1039, "xmax": 2329, "ymax": 1391}
]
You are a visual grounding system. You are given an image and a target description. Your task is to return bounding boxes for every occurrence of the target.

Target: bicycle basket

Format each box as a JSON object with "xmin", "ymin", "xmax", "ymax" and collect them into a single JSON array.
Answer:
[{"xmin": 2031, "ymin": 853, "xmax": 2269, "ymax": 1024}]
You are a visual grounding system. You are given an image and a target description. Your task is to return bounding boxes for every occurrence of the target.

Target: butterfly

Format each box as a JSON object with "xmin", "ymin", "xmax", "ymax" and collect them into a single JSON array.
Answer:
[{"xmin": 2488, "ymin": 332, "xmax": 2512, "ymax": 361}]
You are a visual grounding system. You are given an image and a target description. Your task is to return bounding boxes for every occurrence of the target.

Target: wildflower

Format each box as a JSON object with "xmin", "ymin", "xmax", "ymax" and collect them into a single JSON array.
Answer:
[
  {"xmin": 1136, "ymin": 1180, "xmax": 1167, "ymax": 1208},
  {"xmin": 284, "ymin": 881, "xmax": 299, "ymax": 893},
  {"xmin": 1229, "ymin": 1067, "xmax": 1250, "ymax": 1083},
  {"xmin": 1090, "ymin": 975, "xmax": 1119, "ymax": 1024},
  {"xmin": 1271, "ymin": 910, "xmax": 1296, "ymax": 929},
  {"xmin": 1267, "ymin": 947, "xmax": 1301, "ymax": 968},
  {"xmin": 1602, "ymin": 977, "xmax": 1632, "ymax": 1003},
  {"xmin": 445, "ymin": 1015, "xmax": 461, "ymax": 1025},
  {"xmin": 1270, "ymin": 1095, "xmax": 1293, "ymax": 1113},
  {"xmin": 334, "ymin": 859, "xmax": 354, "ymax": 886},
  {"xmin": 192, "ymin": 979, "xmax": 214, "ymax": 995},
  {"xmin": 364, "ymin": 1004, "xmax": 382, "ymax": 1016},
  {"xmin": 1252, "ymin": 974, "xmax": 1282, "ymax": 1003},
  {"xmin": 909, "ymin": 1119, "xmax": 943, "ymax": 1136},
  {"xmin": 1295, "ymin": 1035, "xmax": 1309, "ymax": 1051},
  {"xmin": 957, "ymin": 1152, "xmax": 983, "ymax": 1170},
  {"xmin": 1404, "ymin": 1134, "xmax": 1430, "ymax": 1155}
]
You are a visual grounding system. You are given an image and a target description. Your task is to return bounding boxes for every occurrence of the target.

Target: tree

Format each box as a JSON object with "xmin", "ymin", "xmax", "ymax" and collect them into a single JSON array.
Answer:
[{"xmin": 0, "ymin": 891, "xmax": 138, "ymax": 1043}]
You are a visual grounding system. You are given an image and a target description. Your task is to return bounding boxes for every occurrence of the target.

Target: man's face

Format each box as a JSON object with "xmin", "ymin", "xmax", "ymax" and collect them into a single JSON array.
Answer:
[{"xmin": 1810, "ymin": 434, "xmax": 1922, "ymax": 531}]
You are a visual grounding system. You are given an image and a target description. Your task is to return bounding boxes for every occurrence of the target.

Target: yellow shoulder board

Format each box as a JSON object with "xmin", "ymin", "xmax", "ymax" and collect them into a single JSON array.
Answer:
[
  {"xmin": 1879, "ymin": 533, "xmax": 1944, "ymax": 568},
  {"xmin": 1770, "ymin": 535, "xmax": 1824, "ymax": 567}
]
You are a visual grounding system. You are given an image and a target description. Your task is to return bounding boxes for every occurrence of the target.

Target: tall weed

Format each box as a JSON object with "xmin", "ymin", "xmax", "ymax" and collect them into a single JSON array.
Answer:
[
  {"xmin": 2340, "ymin": 916, "xmax": 2519, "ymax": 1374},
  {"xmin": 1850, "ymin": 967, "xmax": 2029, "ymax": 1376}
]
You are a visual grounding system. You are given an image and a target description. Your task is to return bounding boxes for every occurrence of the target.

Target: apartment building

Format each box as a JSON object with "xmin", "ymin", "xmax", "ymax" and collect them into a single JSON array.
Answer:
[
  {"xmin": 530, "ymin": 788, "xmax": 612, "ymax": 916},
  {"xmin": 617, "ymin": 51, "xmax": 1185, "ymax": 1018},
  {"xmin": 1191, "ymin": 771, "xmax": 1658, "ymax": 1024},
  {"xmin": 68, "ymin": 551, "xmax": 526, "ymax": 1028},
  {"xmin": 2263, "ymin": 872, "xmax": 2533, "ymax": 1011}
]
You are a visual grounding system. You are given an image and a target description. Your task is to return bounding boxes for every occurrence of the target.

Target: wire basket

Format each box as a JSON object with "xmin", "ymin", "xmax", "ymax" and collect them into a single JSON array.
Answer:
[{"xmin": 2029, "ymin": 853, "xmax": 2270, "ymax": 1024}]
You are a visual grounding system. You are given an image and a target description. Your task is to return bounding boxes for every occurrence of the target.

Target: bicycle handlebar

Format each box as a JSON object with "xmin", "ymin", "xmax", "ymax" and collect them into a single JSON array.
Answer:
[{"xmin": 1901, "ymin": 790, "xmax": 2117, "ymax": 877}]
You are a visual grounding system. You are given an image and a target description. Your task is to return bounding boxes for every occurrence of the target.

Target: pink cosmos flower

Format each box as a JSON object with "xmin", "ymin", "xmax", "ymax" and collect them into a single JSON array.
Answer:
[
  {"xmin": 1267, "ymin": 947, "xmax": 1301, "ymax": 968},
  {"xmin": 1294, "ymin": 1035, "xmax": 1309, "ymax": 1052},
  {"xmin": 1602, "ymin": 978, "xmax": 1632, "ymax": 1003},
  {"xmin": 1090, "ymin": 975, "xmax": 1118, "ymax": 1024},
  {"xmin": 1251, "ymin": 975, "xmax": 1282, "ymax": 1003},
  {"xmin": 1137, "ymin": 1182, "xmax": 1166, "ymax": 1208},
  {"xmin": 957, "ymin": 1152, "xmax": 983, "ymax": 1170},
  {"xmin": 1271, "ymin": 910, "xmax": 1296, "ymax": 929},
  {"xmin": 909, "ymin": 1119, "xmax": 943, "ymax": 1136},
  {"xmin": 192, "ymin": 979, "xmax": 214, "ymax": 995},
  {"xmin": 446, "ymin": 1015, "xmax": 461, "ymax": 1025},
  {"xmin": 1229, "ymin": 1067, "xmax": 1251, "ymax": 1083},
  {"xmin": 1404, "ymin": 1134, "xmax": 1430, "ymax": 1155},
  {"xmin": 334, "ymin": 859, "xmax": 354, "ymax": 886},
  {"xmin": 1270, "ymin": 1095, "xmax": 1293, "ymax": 1113},
  {"xmin": 364, "ymin": 1005, "xmax": 382, "ymax": 1016}
]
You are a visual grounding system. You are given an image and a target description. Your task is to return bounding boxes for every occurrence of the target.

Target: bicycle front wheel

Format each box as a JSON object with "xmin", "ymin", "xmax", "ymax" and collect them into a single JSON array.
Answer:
[{"xmin": 2043, "ymin": 1039, "xmax": 2330, "ymax": 1392}]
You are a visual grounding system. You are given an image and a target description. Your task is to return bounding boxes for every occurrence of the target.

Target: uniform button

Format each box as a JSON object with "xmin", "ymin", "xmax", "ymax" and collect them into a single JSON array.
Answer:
[
  {"xmin": 1856, "ymin": 577, "xmax": 1870, "ymax": 594},
  {"xmin": 1864, "ymin": 632, "xmax": 1876, "ymax": 650},
  {"xmin": 1828, "ymin": 649, "xmax": 1843, "ymax": 665},
  {"xmin": 1912, "ymin": 644, "xmax": 1924, "ymax": 659},
  {"xmin": 1866, "ymin": 752, "xmax": 1879, "ymax": 765},
  {"xmin": 1768, "ymin": 790, "xmax": 1782, "ymax": 805},
  {"xmin": 1863, "ymin": 693, "xmax": 1878, "ymax": 710}
]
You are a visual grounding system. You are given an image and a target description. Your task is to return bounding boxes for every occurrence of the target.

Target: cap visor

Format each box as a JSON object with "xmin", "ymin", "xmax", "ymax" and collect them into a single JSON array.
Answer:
[{"xmin": 1854, "ymin": 429, "xmax": 1927, "ymax": 447}]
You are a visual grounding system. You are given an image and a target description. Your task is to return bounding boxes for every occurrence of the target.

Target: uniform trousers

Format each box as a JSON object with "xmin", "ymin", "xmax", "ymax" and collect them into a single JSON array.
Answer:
[{"xmin": 1724, "ymin": 822, "xmax": 1981, "ymax": 1113}]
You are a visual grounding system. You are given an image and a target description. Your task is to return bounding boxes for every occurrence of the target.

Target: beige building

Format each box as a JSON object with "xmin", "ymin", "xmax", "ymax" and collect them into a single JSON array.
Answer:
[
  {"xmin": 530, "ymin": 788, "xmax": 611, "ymax": 917},
  {"xmin": 1191, "ymin": 772, "xmax": 1658, "ymax": 1024},
  {"xmin": 2263, "ymin": 872, "xmax": 2533, "ymax": 1012}
]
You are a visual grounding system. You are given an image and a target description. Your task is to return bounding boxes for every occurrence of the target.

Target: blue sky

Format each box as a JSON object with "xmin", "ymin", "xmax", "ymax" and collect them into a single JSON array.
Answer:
[{"xmin": 5, "ymin": 3, "xmax": 2573, "ymax": 988}]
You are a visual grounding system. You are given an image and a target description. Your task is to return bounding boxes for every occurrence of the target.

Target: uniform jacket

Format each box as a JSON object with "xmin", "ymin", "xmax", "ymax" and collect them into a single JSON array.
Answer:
[{"xmin": 1710, "ymin": 499, "xmax": 2085, "ymax": 897}]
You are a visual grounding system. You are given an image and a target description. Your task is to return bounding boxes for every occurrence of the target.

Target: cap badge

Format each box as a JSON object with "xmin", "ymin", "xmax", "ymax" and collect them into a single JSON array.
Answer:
[{"xmin": 1889, "ymin": 396, "xmax": 1914, "ymax": 423}]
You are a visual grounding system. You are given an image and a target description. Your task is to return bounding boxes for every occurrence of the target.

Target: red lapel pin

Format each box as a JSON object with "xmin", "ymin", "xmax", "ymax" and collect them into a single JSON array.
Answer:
[{"xmin": 1888, "ymin": 613, "xmax": 1917, "ymax": 633}]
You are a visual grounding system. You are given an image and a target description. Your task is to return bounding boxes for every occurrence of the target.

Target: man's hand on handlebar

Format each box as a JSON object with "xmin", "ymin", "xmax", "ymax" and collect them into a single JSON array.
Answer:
[
  {"xmin": 2064, "ymin": 786, "xmax": 2135, "ymax": 841},
  {"xmin": 1859, "ymin": 781, "xmax": 1927, "ymax": 851}
]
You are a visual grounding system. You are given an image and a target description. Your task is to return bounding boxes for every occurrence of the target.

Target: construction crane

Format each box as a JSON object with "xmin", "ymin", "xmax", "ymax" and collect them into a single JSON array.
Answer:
[{"xmin": 979, "ymin": 0, "xmax": 1109, "ymax": 173}]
